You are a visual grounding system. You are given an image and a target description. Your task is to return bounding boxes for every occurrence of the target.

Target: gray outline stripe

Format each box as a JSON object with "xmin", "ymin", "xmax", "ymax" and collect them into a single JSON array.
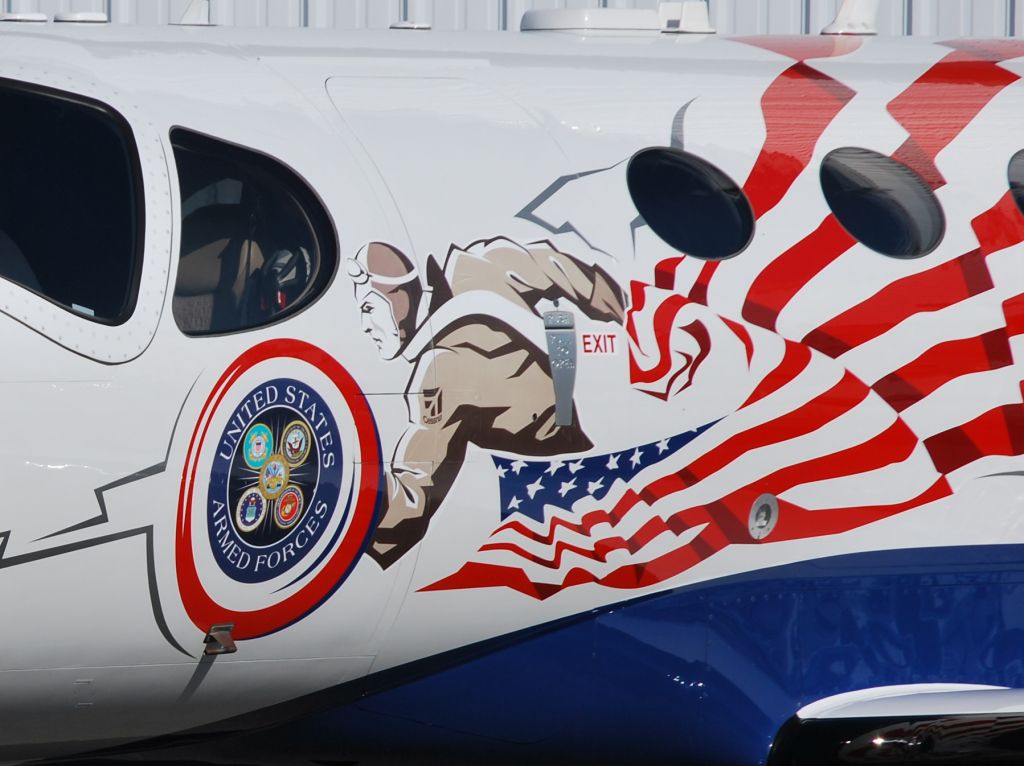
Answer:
[
  {"xmin": 41, "ymin": 375, "xmax": 200, "ymax": 540},
  {"xmin": 515, "ymin": 163, "xmax": 625, "ymax": 258},
  {"xmin": 0, "ymin": 377, "xmax": 202, "ymax": 658},
  {"xmin": 0, "ymin": 526, "xmax": 192, "ymax": 657}
]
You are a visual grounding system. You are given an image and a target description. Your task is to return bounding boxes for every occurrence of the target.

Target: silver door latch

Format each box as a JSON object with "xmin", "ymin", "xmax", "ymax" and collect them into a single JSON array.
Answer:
[{"xmin": 543, "ymin": 310, "xmax": 577, "ymax": 427}]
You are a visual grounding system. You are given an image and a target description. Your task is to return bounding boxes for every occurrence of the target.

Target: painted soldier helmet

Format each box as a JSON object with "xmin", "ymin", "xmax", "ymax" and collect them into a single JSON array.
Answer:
[{"xmin": 348, "ymin": 242, "xmax": 423, "ymax": 353}]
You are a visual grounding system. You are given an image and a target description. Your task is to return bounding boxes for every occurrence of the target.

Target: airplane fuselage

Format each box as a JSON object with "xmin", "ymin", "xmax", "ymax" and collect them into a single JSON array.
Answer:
[{"xmin": 1, "ymin": 20, "xmax": 1024, "ymax": 766}]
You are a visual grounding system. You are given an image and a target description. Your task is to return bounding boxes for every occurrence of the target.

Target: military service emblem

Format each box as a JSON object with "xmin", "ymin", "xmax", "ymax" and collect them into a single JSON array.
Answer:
[
  {"xmin": 276, "ymin": 486, "xmax": 304, "ymax": 529},
  {"xmin": 259, "ymin": 455, "xmax": 290, "ymax": 500},
  {"xmin": 283, "ymin": 420, "xmax": 312, "ymax": 466},
  {"xmin": 235, "ymin": 488, "xmax": 267, "ymax": 533},
  {"xmin": 207, "ymin": 380, "xmax": 336, "ymax": 583},
  {"xmin": 176, "ymin": 340, "xmax": 381, "ymax": 640},
  {"xmin": 243, "ymin": 423, "xmax": 273, "ymax": 469}
]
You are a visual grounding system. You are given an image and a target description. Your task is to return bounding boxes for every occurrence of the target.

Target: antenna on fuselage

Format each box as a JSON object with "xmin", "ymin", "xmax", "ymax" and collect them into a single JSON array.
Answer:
[{"xmin": 822, "ymin": 0, "xmax": 879, "ymax": 35}]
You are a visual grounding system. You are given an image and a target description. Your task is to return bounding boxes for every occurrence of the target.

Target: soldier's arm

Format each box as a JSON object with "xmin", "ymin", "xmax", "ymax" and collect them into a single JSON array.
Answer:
[
  {"xmin": 368, "ymin": 350, "xmax": 474, "ymax": 569},
  {"xmin": 456, "ymin": 238, "xmax": 625, "ymax": 323}
]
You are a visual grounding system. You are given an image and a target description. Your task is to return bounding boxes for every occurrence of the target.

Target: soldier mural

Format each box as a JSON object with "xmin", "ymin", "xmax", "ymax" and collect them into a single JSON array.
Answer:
[{"xmin": 347, "ymin": 237, "xmax": 625, "ymax": 568}]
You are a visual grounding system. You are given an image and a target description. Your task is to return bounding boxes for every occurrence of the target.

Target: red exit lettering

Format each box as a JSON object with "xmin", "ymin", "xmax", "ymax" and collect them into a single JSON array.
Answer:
[{"xmin": 581, "ymin": 333, "xmax": 618, "ymax": 355}]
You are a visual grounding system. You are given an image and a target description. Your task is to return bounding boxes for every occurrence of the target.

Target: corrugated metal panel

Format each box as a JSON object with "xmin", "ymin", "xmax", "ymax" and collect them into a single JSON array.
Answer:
[{"xmin": 1, "ymin": 0, "xmax": 1020, "ymax": 36}]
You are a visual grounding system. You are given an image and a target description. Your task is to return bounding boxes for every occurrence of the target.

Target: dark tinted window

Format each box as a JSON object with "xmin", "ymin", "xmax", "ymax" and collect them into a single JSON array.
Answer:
[
  {"xmin": 1008, "ymin": 150, "xmax": 1024, "ymax": 216},
  {"xmin": 820, "ymin": 147, "xmax": 944, "ymax": 258},
  {"xmin": 0, "ymin": 82, "xmax": 141, "ymax": 321},
  {"xmin": 171, "ymin": 130, "xmax": 336, "ymax": 336},
  {"xmin": 627, "ymin": 147, "xmax": 754, "ymax": 260}
]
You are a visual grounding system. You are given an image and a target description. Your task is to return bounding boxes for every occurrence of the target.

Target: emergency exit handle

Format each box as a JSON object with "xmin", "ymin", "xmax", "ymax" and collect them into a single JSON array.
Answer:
[{"xmin": 544, "ymin": 310, "xmax": 577, "ymax": 427}]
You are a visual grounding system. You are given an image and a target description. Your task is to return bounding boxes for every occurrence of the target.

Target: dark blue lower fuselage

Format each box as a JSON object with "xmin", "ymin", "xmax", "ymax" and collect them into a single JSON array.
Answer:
[{"xmin": 280, "ymin": 544, "xmax": 1024, "ymax": 765}]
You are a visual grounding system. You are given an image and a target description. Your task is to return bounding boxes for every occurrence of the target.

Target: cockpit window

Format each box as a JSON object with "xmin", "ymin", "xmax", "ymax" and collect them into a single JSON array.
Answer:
[
  {"xmin": 170, "ymin": 129, "xmax": 336, "ymax": 336},
  {"xmin": 0, "ymin": 81, "xmax": 142, "ymax": 322}
]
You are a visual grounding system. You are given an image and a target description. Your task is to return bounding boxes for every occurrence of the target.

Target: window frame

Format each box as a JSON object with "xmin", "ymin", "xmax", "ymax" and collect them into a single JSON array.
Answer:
[
  {"xmin": 0, "ymin": 76, "xmax": 146, "ymax": 326},
  {"xmin": 169, "ymin": 127, "xmax": 339, "ymax": 338}
]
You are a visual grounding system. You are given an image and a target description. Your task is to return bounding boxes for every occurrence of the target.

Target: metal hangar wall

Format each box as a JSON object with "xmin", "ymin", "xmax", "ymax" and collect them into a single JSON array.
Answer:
[{"xmin": 4, "ymin": 0, "xmax": 1024, "ymax": 36}]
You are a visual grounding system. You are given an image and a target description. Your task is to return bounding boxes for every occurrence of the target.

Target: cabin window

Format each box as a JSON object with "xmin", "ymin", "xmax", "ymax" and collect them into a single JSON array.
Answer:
[
  {"xmin": 0, "ymin": 81, "xmax": 142, "ymax": 322},
  {"xmin": 171, "ymin": 129, "xmax": 336, "ymax": 336},
  {"xmin": 1008, "ymin": 150, "xmax": 1024, "ymax": 216},
  {"xmin": 626, "ymin": 147, "xmax": 754, "ymax": 260},
  {"xmin": 820, "ymin": 147, "xmax": 944, "ymax": 258}
]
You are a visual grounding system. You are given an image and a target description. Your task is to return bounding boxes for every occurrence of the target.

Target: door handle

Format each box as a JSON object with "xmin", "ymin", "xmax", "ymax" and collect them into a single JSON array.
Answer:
[{"xmin": 543, "ymin": 310, "xmax": 577, "ymax": 427}]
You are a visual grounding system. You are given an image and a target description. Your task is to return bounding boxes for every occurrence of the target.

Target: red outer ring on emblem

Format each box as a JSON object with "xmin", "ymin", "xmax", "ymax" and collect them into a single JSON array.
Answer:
[{"xmin": 176, "ymin": 339, "xmax": 380, "ymax": 640}]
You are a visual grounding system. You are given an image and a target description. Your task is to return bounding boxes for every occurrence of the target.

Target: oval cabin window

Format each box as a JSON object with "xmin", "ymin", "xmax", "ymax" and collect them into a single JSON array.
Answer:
[
  {"xmin": 627, "ymin": 147, "xmax": 754, "ymax": 260},
  {"xmin": 1007, "ymin": 150, "xmax": 1024, "ymax": 216},
  {"xmin": 820, "ymin": 147, "xmax": 944, "ymax": 258},
  {"xmin": 171, "ymin": 129, "xmax": 337, "ymax": 336}
]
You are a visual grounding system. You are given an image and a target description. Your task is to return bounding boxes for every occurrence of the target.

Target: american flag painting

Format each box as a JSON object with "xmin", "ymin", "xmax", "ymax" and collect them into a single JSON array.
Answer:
[
  {"xmin": 488, "ymin": 426, "xmax": 716, "ymax": 526},
  {"xmin": 423, "ymin": 332, "xmax": 952, "ymax": 599},
  {"xmin": 422, "ymin": 427, "xmax": 716, "ymax": 596},
  {"xmin": 424, "ymin": 37, "xmax": 1024, "ymax": 599}
]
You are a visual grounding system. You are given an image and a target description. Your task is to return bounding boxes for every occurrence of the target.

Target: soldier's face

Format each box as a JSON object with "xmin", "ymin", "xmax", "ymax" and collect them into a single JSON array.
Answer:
[{"xmin": 359, "ymin": 290, "xmax": 402, "ymax": 359}]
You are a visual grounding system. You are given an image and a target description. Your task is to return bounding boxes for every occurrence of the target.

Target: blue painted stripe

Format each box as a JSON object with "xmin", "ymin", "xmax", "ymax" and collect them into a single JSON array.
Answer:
[{"xmin": 171, "ymin": 544, "xmax": 1024, "ymax": 765}]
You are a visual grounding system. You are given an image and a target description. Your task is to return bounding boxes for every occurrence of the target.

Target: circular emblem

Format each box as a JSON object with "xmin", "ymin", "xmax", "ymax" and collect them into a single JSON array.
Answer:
[
  {"xmin": 176, "ymin": 339, "xmax": 381, "ymax": 640},
  {"xmin": 259, "ymin": 455, "xmax": 291, "ymax": 500},
  {"xmin": 207, "ymin": 385, "xmax": 332, "ymax": 583},
  {"xmin": 282, "ymin": 420, "xmax": 312, "ymax": 466},
  {"xmin": 236, "ymin": 489, "xmax": 267, "ymax": 533},
  {"xmin": 243, "ymin": 423, "xmax": 273, "ymax": 469},
  {"xmin": 276, "ymin": 486, "xmax": 304, "ymax": 529}
]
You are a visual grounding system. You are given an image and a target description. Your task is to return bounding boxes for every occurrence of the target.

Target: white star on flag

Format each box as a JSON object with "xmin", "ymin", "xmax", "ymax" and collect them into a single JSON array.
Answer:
[{"xmin": 526, "ymin": 477, "xmax": 545, "ymax": 499}]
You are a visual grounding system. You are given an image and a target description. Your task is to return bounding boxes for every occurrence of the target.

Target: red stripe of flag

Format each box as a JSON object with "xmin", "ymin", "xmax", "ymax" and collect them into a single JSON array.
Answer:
[
  {"xmin": 732, "ymin": 36, "xmax": 864, "ymax": 62},
  {"xmin": 492, "ymin": 360, "xmax": 863, "ymax": 549},
  {"xmin": 925, "ymin": 404, "xmax": 1024, "ymax": 474},
  {"xmin": 888, "ymin": 48, "xmax": 1021, "ymax": 189},
  {"xmin": 739, "ymin": 43, "xmax": 1019, "ymax": 340},
  {"xmin": 692, "ymin": 37, "xmax": 861, "ymax": 299},
  {"xmin": 648, "ymin": 369, "xmax": 868, "ymax": 500},
  {"xmin": 802, "ymin": 249, "xmax": 993, "ymax": 357},
  {"xmin": 628, "ymin": 293, "xmax": 689, "ymax": 386},
  {"xmin": 744, "ymin": 63, "xmax": 856, "ymax": 218},
  {"xmin": 1003, "ymin": 293, "xmax": 1024, "ymax": 337},
  {"xmin": 873, "ymin": 329, "xmax": 1013, "ymax": 412},
  {"xmin": 742, "ymin": 215, "xmax": 855, "ymax": 331},
  {"xmin": 972, "ymin": 190, "xmax": 1024, "ymax": 255}
]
